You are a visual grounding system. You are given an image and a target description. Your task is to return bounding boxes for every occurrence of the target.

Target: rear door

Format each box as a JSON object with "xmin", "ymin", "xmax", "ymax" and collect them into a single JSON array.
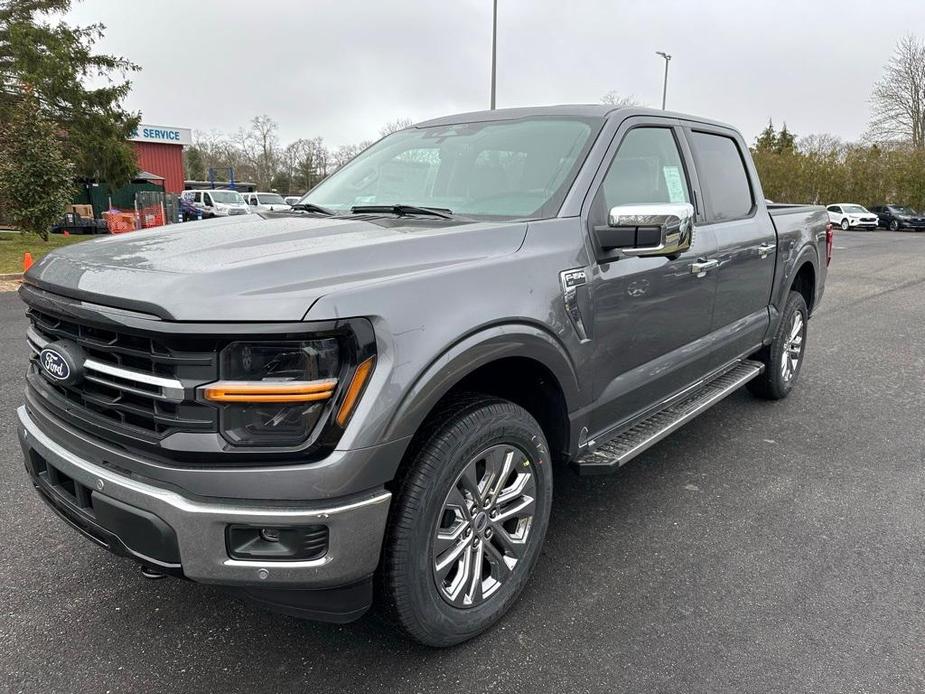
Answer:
[
  {"xmin": 684, "ymin": 127, "xmax": 776, "ymax": 365},
  {"xmin": 585, "ymin": 118, "xmax": 718, "ymax": 435}
]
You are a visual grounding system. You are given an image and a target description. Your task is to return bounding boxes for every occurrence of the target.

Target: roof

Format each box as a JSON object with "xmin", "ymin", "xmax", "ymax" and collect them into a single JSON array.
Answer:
[
  {"xmin": 414, "ymin": 104, "xmax": 737, "ymax": 133},
  {"xmin": 134, "ymin": 170, "xmax": 165, "ymax": 181},
  {"xmin": 416, "ymin": 104, "xmax": 617, "ymax": 127}
]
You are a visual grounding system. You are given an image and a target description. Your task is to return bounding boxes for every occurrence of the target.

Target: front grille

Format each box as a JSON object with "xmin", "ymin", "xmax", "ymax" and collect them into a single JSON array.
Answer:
[{"xmin": 26, "ymin": 306, "xmax": 219, "ymax": 441}]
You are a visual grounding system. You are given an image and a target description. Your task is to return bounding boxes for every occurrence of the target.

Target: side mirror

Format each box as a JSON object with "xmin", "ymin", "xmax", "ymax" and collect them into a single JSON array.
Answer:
[{"xmin": 597, "ymin": 202, "xmax": 695, "ymax": 257}]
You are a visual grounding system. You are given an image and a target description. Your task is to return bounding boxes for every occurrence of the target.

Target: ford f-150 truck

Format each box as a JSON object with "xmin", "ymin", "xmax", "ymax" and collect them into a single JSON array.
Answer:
[{"xmin": 18, "ymin": 105, "xmax": 831, "ymax": 647}]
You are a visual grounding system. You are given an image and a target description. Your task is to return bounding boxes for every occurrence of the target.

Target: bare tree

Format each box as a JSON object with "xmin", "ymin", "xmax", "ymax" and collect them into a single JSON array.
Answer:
[
  {"xmin": 379, "ymin": 117, "xmax": 413, "ymax": 137},
  {"xmin": 867, "ymin": 34, "xmax": 925, "ymax": 148},
  {"xmin": 331, "ymin": 141, "xmax": 372, "ymax": 171},
  {"xmin": 283, "ymin": 137, "xmax": 329, "ymax": 192},
  {"xmin": 238, "ymin": 114, "xmax": 281, "ymax": 189},
  {"xmin": 601, "ymin": 91, "xmax": 640, "ymax": 108}
]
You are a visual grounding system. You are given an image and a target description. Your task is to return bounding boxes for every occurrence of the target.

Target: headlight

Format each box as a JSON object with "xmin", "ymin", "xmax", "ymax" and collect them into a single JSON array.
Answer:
[{"xmin": 204, "ymin": 340, "xmax": 342, "ymax": 447}]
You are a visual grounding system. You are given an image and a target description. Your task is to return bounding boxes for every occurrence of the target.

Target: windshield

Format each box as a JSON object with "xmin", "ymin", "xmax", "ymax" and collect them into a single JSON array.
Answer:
[
  {"xmin": 257, "ymin": 193, "xmax": 287, "ymax": 205},
  {"xmin": 300, "ymin": 117, "xmax": 601, "ymax": 219},
  {"xmin": 211, "ymin": 191, "xmax": 245, "ymax": 204},
  {"xmin": 842, "ymin": 205, "xmax": 868, "ymax": 214},
  {"xmin": 891, "ymin": 206, "xmax": 916, "ymax": 215}
]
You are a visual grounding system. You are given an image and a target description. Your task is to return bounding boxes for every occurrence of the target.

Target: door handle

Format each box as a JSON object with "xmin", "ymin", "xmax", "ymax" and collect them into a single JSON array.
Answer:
[
  {"xmin": 690, "ymin": 259, "xmax": 719, "ymax": 277},
  {"xmin": 758, "ymin": 242, "xmax": 777, "ymax": 258}
]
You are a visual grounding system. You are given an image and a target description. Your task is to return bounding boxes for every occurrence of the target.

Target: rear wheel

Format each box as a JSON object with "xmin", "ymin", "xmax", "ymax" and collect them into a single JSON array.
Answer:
[
  {"xmin": 380, "ymin": 395, "xmax": 553, "ymax": 647},
  {"xmin": 747, "ymin": 291, "xmax": 808, "ymax": 400}
]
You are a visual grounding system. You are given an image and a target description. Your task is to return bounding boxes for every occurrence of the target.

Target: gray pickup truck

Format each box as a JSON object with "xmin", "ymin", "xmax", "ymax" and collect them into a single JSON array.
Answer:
[{"xmin": 18, "ymin": 105, "xmax": 831, "ymax": 647}]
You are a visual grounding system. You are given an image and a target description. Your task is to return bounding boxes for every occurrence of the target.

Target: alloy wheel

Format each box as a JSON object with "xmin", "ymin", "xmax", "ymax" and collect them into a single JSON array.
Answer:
[
  {"xmin": 780, "ymin": 310, "xmax": 805, "ymax": 382},
  {"xmin": 432, "ymin": 444, "xmax": 536, "ymax": 608}
]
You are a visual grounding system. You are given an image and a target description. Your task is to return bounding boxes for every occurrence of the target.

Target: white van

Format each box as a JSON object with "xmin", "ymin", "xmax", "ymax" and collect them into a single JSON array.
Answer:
[
  {"xmin": 180, "ymin": 189, "xmax": 250, "ymax": 218},
  {"xmin": 243, "ymin": 192, "xmax": 293, "ymax": 212}
]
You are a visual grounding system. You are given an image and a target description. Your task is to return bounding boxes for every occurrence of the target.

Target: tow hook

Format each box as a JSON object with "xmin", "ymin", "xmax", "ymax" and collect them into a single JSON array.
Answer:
[{"xmin": 140, "ymin": 565, "xmax": 167, "ymax": 580}]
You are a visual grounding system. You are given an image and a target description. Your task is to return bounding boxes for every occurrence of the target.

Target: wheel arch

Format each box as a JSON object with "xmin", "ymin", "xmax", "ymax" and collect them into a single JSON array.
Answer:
[
  {"xmin": 383, "ymin": 323, "xmax": 581, "ymax": 463},
  {"xmin": 790, "ymin": 258, "xmax": 817, "ymax": 314}
]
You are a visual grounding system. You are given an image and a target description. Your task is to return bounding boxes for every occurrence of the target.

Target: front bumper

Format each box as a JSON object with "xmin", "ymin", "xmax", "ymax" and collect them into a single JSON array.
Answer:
[{"xmin": 17, "ymin": 405, "xmax": 391, "ymax": 592}]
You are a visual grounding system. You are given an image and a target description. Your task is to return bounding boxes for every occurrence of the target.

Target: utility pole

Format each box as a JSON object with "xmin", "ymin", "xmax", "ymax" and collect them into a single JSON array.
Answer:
[
  {"xmin": 490, "ymin": 0, "xmax": 498, "ymax": 109},
  {"xmin": 656, "ymin": 51, "xmax": 671, "ymax": 110}
]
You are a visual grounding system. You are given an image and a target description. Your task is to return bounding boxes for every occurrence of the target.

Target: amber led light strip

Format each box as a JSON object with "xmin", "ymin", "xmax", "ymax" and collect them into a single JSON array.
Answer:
[
  {"xmin": 203, "ymin": 379, "xmax": 338, "ymax": 403},
  {"xmin": 336, "ymin": 357, "xmax": 376, "ymax": 426}
]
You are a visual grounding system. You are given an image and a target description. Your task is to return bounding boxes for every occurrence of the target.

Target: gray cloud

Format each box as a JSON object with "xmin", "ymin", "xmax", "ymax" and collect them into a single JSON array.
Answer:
[{"xmin": 66, "ymin": 0, "xmax": 921, "ymax": 146}]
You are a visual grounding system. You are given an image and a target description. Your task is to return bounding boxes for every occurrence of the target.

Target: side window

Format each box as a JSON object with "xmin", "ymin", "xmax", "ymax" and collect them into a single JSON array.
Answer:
[
  {"xmin": 598, "ymin": 127, "xmax": 691, "ymax": 211},
  {"xmin": 203, "ymin": 193, "xmax": 213, "ymax": 206},
  {"xmin": 828, "ymin": 205, "xmax": 840, "ymax": 213},
  {"xmin": 689, "ymin": 131, "xmax": 754, "ymax": 222},
  {"xmin": 193, "ymin": 192, "xmax": 202, "ymax": 203}
]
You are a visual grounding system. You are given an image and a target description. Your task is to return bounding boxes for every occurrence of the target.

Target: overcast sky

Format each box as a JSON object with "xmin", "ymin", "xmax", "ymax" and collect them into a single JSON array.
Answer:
[{"xmin": 65, "ymin": 0, "xmax": 924, "ymax": 148}]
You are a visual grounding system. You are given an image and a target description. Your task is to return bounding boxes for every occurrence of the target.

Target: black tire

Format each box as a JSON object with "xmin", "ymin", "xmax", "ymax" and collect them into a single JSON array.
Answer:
[
  {"xmin": 747, "ymin": 291, "xmax": 808, "ymax": 400},
  {"xmin": 840, "ymin": 218, "xmax": 850, "ymax": 231},
  {"xmin": 890, "ymin": 219, "xmax": 899, "ymax": 231},
  {"xmin": 379, "ymin": 394, "xmax": 553, "ymax": 647}
]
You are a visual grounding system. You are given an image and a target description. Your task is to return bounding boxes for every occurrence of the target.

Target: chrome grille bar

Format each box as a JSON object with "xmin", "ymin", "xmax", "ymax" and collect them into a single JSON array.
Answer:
[{"xmin": 27, "ymin": 326, "xmax": 185, "ymax": 402}]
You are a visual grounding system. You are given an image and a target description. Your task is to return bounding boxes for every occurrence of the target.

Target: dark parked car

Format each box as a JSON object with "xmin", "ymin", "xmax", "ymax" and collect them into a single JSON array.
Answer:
[
  {"xmin": 19, "ymin": 105, "xmax": 831, "ymax": 647},
  {"xmin": 869, "ymin": 205, "xmax": 925, "ymax": 231}
]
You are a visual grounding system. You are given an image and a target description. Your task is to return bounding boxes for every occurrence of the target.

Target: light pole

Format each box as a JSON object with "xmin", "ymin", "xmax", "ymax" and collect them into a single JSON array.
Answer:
[
  {"xmin": 490, "ymin": 0, "xmax": 498, "ymax": 109},
  {"xmin": 656, "ymin": 51, "xmax": 671, "ymax": 110}
]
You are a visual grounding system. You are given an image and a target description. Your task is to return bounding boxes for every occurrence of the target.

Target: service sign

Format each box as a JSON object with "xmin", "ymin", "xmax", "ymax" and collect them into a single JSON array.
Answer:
[{"xmin": 129, "ymin": 124, "xmax": 192, "ymax": 146}]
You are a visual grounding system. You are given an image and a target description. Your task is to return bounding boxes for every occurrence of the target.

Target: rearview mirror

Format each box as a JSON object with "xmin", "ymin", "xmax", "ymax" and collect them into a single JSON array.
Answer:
[{"xmin": 598, "ymin": 202, "xmax": 695, "ymax": 257}]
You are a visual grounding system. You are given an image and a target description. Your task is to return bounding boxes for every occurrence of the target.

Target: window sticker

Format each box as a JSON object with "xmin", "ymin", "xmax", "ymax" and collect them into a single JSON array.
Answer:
[{"xmin": 663, "ymin": 166, "xmax": 687, "ymax": 203}]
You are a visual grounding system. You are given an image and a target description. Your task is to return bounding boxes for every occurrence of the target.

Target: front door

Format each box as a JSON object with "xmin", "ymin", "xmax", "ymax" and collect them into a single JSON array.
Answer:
[
  {"xmin": 586, "ymin": 122, "xmax": 718, "ymax": 437},
  {"xmin": 685, "ymin": 128, "xmax": 776, "ymax": 365}
]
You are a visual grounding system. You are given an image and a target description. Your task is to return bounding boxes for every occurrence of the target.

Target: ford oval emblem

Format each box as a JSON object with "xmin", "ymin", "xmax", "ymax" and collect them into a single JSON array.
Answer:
[
  {"xmin": 38, "ymin": 340, "xmax": 85, "ymax": 386},
  {"xmin": 40, "ymin": 348, "xmax": 71, "ymax": 381}
]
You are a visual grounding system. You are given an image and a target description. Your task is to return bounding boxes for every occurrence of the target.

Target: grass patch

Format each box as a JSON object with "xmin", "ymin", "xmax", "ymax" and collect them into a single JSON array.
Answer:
[{"xmin": 0, "ymin": 232, "xmax": 91, "ymax": 274}]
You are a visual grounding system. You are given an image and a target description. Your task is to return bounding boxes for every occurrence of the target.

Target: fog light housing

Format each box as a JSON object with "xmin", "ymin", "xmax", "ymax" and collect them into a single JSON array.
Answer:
[{"xmin": 226, "ymin": 524, "xmax": 329, "ymax": 561}]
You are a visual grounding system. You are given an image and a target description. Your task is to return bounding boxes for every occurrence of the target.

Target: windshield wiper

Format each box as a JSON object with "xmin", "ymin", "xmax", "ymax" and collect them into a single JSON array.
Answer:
[
  {"xmin": 350, "ymin": 204, "xmax": 454, "ymax": 219},
  {"xmin": 289, "ymin": 202, "xmax": 334, "ymax": 215}
]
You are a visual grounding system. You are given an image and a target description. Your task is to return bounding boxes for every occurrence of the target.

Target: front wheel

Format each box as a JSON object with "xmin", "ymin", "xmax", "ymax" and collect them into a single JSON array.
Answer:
[
  {"xmin": 380, "ymin": 395, "xmax": 553, "ymax": 647},
  {"xmin": 890, "ymin": 219, "xmax": 899, "ymax": 231},
  {"xmin": 747, "ymin": 291, "xmax": 808, "ymax": 400},
  {"xmin": 840, "ymin": 218, "xmax": 850, "ymax": 231}
]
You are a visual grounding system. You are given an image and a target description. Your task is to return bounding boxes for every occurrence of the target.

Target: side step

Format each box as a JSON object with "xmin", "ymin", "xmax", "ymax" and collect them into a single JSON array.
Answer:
[{"xmin": 571, "ymin": 360, "xmax": 764, "ymax": 475}]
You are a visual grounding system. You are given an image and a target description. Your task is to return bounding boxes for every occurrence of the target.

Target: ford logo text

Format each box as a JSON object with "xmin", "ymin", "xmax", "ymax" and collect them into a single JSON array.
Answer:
[{"xmin": 40, "ymin": 348, "xmax": 71, "ymax": 381}]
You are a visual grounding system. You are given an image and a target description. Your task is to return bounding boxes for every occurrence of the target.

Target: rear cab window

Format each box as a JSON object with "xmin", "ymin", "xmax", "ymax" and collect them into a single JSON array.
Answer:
[{"xmin": 688, "ymin": 130, "xmax": 754, "ymax": 222}]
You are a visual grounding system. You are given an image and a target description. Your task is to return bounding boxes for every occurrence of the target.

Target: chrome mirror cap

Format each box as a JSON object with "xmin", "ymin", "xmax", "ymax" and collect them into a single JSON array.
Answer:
[{"xmin": 607, "ymin": 202, "xmax": 695, "ymax": 257}]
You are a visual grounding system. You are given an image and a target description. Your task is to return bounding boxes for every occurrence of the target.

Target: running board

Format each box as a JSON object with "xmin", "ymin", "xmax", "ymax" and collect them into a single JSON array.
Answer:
[{"xmin": 571, "ymin": 360, "xmax": 764, "ymax": 475}]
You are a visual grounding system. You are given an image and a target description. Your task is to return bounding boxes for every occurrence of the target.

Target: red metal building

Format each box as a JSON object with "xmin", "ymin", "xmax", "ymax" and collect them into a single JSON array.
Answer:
[
  {"xmin": 128, "ymin": 124, "xmax": 191, "ymax": 194},
  {"xmin": 132, "ymin": 141, "xmax": 185, "ymax": 193}
]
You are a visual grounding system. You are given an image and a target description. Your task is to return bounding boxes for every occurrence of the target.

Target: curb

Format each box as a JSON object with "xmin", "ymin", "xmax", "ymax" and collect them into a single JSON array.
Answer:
[{"xmin": 0, "ymin": 272, "xmax": 23, "ymax": 281}]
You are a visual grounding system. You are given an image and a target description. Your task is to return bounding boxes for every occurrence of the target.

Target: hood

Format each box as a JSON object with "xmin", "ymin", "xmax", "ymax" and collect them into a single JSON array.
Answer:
[{"xmin": 24, "ymin": 214, "xmax": 527, "ymax": 321}]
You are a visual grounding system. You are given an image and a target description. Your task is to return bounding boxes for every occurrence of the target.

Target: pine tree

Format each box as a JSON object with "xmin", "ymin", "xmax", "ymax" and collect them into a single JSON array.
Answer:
[
  {"xmin": 777, "ymin": 123, "xmax": 797, "ymax": 154},
  {"xmin": 754, "ymin": 119, "xmax": 778, "ymax": 152},
  {"xmin": 0, "ymin": 0, "xmax": 140, "ymax": 187},
  {"xmin": 0, "ymin": 89, "xmax": 75, "ymax": 240}
]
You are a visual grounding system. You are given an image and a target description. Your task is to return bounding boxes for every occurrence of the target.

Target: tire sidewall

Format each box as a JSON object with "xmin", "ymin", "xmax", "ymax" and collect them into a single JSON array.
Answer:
[
  {"xmin": 841, "ymin": 219, "xmax": 850, "ymax": 231},
  {"xmin": 767, "ymin": 292, "xmax": 808, "ymax": 398},
  {"xmin": 390, "ymin": 401, "xmax": 553, "ymax": 646}
]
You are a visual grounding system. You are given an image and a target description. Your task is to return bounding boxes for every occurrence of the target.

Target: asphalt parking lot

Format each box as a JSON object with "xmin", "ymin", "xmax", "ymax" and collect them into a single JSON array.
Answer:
[{"xmin": 1, "ymin": 230, "xmax": 923, "ymax": 693}]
